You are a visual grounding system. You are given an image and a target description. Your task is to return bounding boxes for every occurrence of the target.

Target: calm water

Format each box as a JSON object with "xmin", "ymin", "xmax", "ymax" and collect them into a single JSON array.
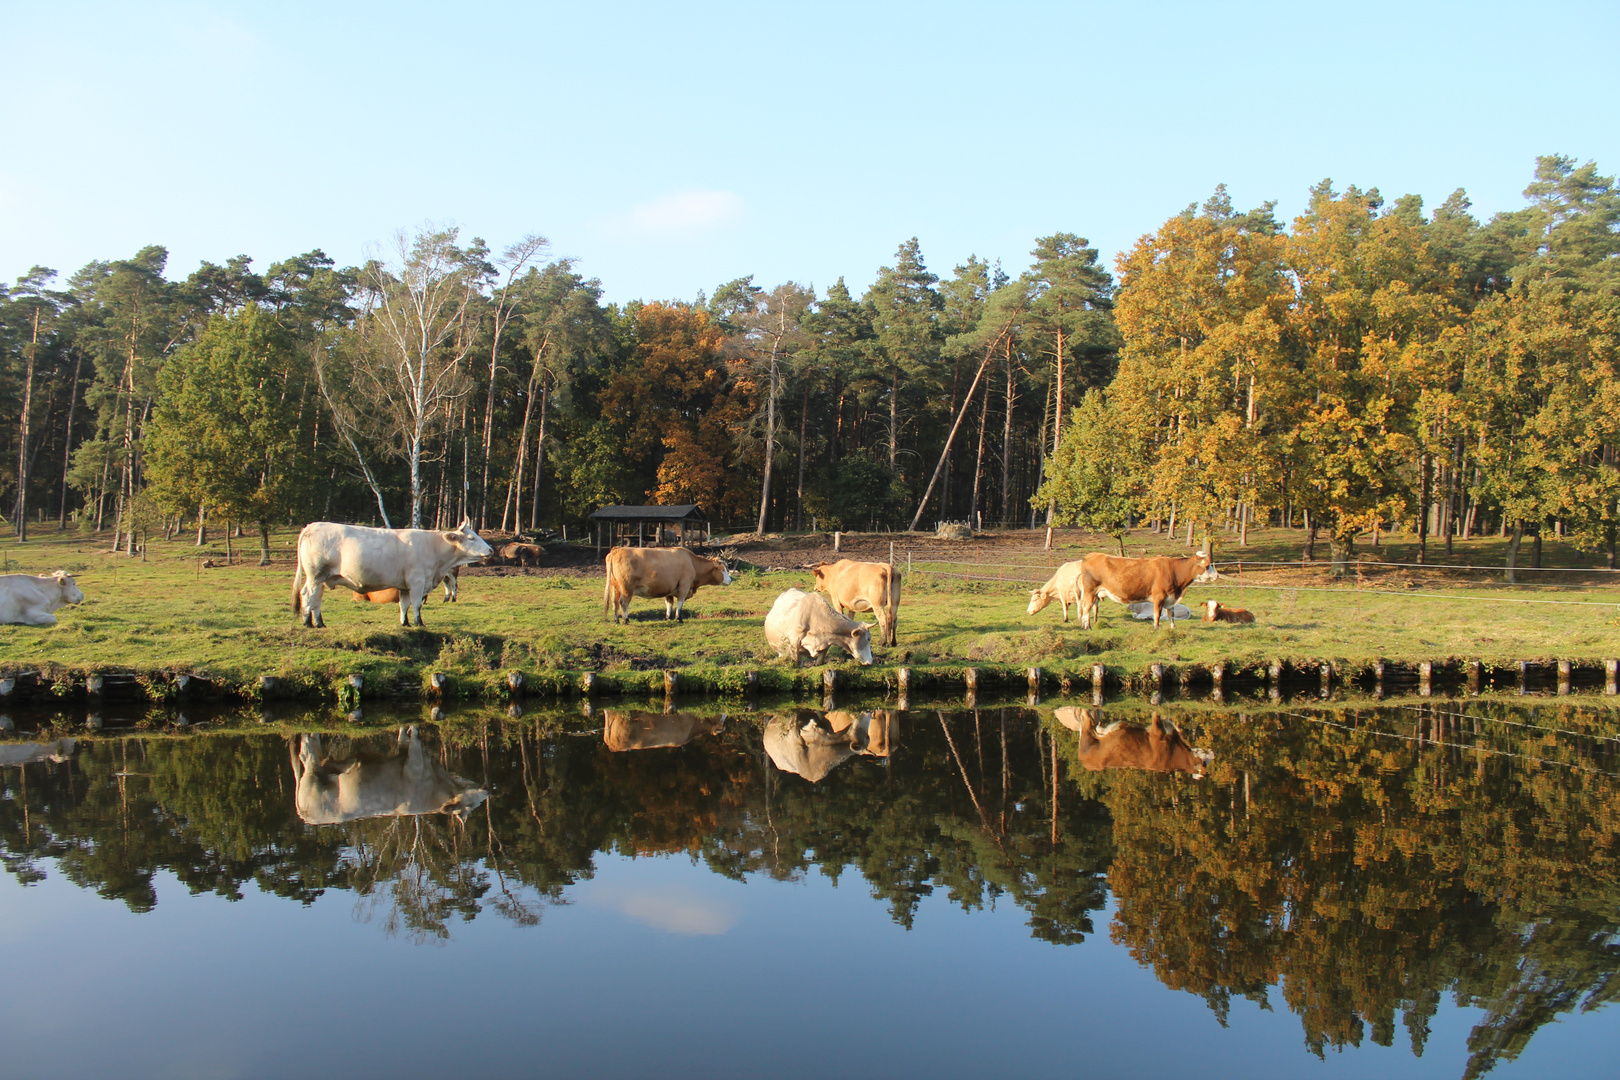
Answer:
[{"xmin": 1, "ymin": 697, "xmax": 1617, "ymax": 1080}]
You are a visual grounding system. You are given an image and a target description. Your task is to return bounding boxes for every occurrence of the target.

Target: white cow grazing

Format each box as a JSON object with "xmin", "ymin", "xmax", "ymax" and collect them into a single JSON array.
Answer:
[
  {"xmin": 292, "ymin": 519, "xmax": 492, "ymax": 628},
  {"xmin": 0, "ymin": 572, "xmax": 84, "ymax": 626},
  {"xmin": 290, "ymin": 727, "xmax": 488, "ymax": 825},
  {"xmin": 764, "ymin": 588, "xmax": 874, "ymax": 667}
]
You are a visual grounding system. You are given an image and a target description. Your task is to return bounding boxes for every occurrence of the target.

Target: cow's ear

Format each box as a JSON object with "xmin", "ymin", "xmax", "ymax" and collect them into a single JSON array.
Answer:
[{"xmin": 442, "ymin": 531, "xmax": 460, "ymax": 544}]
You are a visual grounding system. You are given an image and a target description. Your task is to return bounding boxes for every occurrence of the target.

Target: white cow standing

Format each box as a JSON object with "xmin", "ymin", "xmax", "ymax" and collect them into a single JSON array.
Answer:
[
  {"xmin": 0, "ymin": 572, "xmax": 84, "ymax": 626},
  {"xmin": 292, "ymin": 519, "xmax": 493, "ymax": 628},
  {"xmin": 763, "ymin": 588, "xmax": 874, "ymax": 666}
]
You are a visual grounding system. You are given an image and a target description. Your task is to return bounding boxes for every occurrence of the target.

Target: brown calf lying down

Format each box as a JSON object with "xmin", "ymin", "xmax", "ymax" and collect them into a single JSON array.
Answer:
[
  {"xmin": 1055, "ymin": 707, "xmax": 1213, "ymax": 778},
  {"xmin": 497, "ymin": 542, "xmax": 544, "ymax": 566},
  {"xmin": 1203, "ymin": 600, "xmax": 1255, "ymax": 624}
]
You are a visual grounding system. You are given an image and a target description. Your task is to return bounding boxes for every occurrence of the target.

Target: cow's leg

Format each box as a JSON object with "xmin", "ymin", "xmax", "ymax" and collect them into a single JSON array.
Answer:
[
  {"xmin": 303, "ymin": 574, "xmax": 327, "ymax": 628},
  {"xmin": 664, "ymin": 596, "xmax": 676, "ymax": 621},
  {"xmin": 398, "ymin": 593, "xmax": 411, "ymax": 627},
  {"xmin": 674, "ymin": 586, "xmax": 691, "ymax": 623}
]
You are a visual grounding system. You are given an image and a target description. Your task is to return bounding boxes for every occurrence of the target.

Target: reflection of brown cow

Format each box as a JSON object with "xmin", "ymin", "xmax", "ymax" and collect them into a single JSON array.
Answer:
[
  {"xmin": 603, "ymin": 547, "xmax": 732, "ymax": 624},
  {"xmin": 290, "ymin": 727, "xmax": 489, "ymax": 824},
  {"xmin": 1076, "ymin": 550, "xmax": 1216, "ymax": 629},
  {"xmin": 602, "ymin": 709, "xmax": 724, "ymax": 751},
  {"xmin": 1055, "ymin": 708, "xmax": 1212, "ymax": 778},
  {"xmin": 763, "ymin": 709, "xmax": 895, "ymax": 782},
  {"xmin": 812, "ymin": 560, "xmax": 902, "ymax": 646}
]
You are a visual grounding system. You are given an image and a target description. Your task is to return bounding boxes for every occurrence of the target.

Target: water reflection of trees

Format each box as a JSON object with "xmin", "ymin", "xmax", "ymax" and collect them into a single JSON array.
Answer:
[{"xmin": 1, "ymin": 699, "xmax": 1616, "ymax": 1077}]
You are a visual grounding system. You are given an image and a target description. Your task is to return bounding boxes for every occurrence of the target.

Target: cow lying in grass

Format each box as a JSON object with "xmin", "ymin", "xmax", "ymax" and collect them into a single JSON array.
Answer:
[
  {"xmin": 0, "ymin": 571, "xmax": 84, "ymax": 626},
  {"xmin": 1203, "ymin": 600, "xmax": 1255, "ymax": 624}
]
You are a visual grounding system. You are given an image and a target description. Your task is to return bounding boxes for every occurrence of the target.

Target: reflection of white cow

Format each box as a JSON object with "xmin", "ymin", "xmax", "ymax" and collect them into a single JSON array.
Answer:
[
  {"xmin": 0, "ymin": 572, "xmax": 84, "ymax": 626},
  {"xmin": 290, "ymin": 727, "xmax": 489, "ymax": 825},
  {"xmin": 0, "ymin": 738, "xmax": 77, "ymax": 766},
  {"xmin": 764, "ymin": 709, "xmax": 894, "ymax": 783}
]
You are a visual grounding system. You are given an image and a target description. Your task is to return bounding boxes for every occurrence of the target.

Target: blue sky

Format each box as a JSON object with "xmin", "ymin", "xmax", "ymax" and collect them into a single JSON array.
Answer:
[{"xmin": 3, "ymin": 1, "xmax": 1616, "ymax": 302}]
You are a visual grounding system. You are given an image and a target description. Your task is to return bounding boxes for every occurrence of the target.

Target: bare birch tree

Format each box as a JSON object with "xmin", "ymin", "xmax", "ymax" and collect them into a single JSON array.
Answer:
[{"xmin": 356, "ymin": 227, "xmax": 481, "ymax": 527}]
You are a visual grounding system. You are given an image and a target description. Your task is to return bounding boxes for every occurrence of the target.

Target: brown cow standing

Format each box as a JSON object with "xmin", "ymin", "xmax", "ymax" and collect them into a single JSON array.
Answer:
[
  {"xmin": 812, "ymin": 559, "xmax": 902, "ymax": 646},
  {"xmin": 602, "ymin": 709, "xmax": 725, "ymax": 751},
  {"xmin": 1203, "ymin": 600, "xmax": 1255, "ymax": 624},
  {"xmin": 1076, "ymin": 550, "xmax": 1216, "ymax": 629},
  {"xmin": 603, "ymin": 547, "xmax": 732, "ymax": 624},
  {"xmin": 1055, "ymin": 708, "xmax": 1212, "ymax": 778}
]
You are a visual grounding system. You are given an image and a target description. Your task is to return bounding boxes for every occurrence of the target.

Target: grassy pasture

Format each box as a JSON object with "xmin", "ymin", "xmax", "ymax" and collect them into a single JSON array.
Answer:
[{"xmin": 2, "ymin": 525, "xmax": 1619, "ymax": 701}]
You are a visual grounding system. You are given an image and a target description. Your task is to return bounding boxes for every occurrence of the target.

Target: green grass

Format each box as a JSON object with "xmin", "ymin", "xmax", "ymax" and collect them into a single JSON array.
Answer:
[{"xmin": 2, "ymin": 524, "xmax": 1618, "ymax": 702}]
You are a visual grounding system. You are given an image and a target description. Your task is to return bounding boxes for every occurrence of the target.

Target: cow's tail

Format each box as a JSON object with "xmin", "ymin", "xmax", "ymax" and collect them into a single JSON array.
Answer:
[
  {"xmin": 292, "ymin": 561, "xmax": 305, "ymax": 614},
  {"xmin": 602, "ymin": 568, "xmax": 615, "ymax": 622}
]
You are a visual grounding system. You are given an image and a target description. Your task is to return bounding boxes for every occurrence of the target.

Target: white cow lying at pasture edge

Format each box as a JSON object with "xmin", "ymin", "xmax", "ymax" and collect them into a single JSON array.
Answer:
[
  {"xmin": 0, "ymin": 572, "xmax": 84, "ymax": 626},
  {"xmin": 292, "ymin": 519, "xmax": 493, "ymax": 628}
]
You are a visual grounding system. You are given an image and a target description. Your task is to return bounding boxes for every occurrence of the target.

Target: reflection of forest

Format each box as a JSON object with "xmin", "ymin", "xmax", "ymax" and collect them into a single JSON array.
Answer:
[{"xmin": 1, "ymin": 701, "xmax": 1616, "ymax": 1077}]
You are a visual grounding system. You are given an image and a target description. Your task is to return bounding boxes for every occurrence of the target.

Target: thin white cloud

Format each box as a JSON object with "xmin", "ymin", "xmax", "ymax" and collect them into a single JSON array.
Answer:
[
  {"xmin": 606, "ymin": 190, "xmax": 745, "ymax": 237},
  {"xmin": 596, "ymin": 887, "xmax": 738, "ymax": 935}
]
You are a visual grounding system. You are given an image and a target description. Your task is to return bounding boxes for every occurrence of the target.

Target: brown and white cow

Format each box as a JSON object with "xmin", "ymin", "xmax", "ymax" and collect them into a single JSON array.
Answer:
[
  {"xmin": 1204, "ymin": 600, "xmax": 1255, "ymax": 624},
  {"xmin": 1076, "ymin": 550, "xmax": 1216, "ymax": 629},
  {"xmin": 602, "ymin": 709, "xmax": 725, "ymax": 752},
  {"xmin": 290, "ymin": 727, "xmax": 489, "ymax": 824},
  {"xmin": 0, "ymin": 571, "xmax": 84, "ymax": 626},
  {"xmin": 812, "ymin": 559, "xmax": 902, "ymax": 646},
  {"xmin": 1027, "ymin": 560, "xmax": 1086, "ymax": 622},
  {"xmin": 764, "ymin": 588, "xmax": 873, "ymax": 666},
  {"xmin": 293, "ymin": 519, "xmax": 492, "ymax": 628},
  {"xmin": 603, "ymin": 547, "xmax": 732, "ymax": 624},
  {"xmin": 1056, "ymin": 708, "xmax": 1213, "ymax": 778}
]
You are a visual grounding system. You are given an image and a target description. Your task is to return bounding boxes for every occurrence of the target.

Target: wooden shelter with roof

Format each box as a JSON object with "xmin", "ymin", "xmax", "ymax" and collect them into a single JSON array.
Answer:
[{"xmin": 589, "ymin": 504, "xmax": 710, "ymax": 551}]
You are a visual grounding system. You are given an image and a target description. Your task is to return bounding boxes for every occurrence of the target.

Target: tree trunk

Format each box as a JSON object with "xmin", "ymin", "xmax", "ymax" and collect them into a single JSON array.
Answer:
[
  {"xmin": 196, "ymin": 506, "xmax": 206, "ymax": 546},
  {"xmin": 1531, "ymin": 522, "xmax": 1543, "ymax": 569},
  {"xmin": 257, "ymin": 523, "xmax": 271, "ymax": 566},
  {"xmin": 888, "ymin": 366, "xmax": 900, "ymax": 477},
  {"xmin": 529, "ymin": 387, "xmax": 549, "ymax": 532},
  {"xmin": 1328, "ymin": 527, "xmax": 1354, "ymax": 579},
  {"xmin": 1607, "ymin": 522, "xmax": 1616, "ymax": 570},
  {"xmin": 795, "ymin": 382, "xmax": 810, "ymax": 530},
  {"xmin": 15, "ymin": 307, "xmax": 39, "ymax": 541},
  {"xmin": 1000, "ymin": 339, "xmax": 1015, "ymax": 525},
  {"xmin": 756, "ymin": 347, "xmax": 779, "ymax": 535},
  {"xmin": 970, "ymin": 373, "xmax": 989, "ymax": 526},
  {"xmin": 1304, "ymin": 518, "xmax": 1318, "ymax": 562},
  {"xmin": 1505, "ymin": 520, "xmax": 1524, "ymax": 584},
  {"xmin": 908, "ymin": 355, "xmax": 993, "ymax": 531},
  {"xmin": 1416, "ymin": 452, "xmax": 1430, "ymax": 564},
  {"xmin": 58, "ymin": 347, "xmax": 83, "ymax": 529}
]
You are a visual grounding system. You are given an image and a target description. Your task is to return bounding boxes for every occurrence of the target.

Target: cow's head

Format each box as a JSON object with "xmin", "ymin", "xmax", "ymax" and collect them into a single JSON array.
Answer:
[
  {"xmin": 848, "ymin": 623, "xmax": 874, "ymax": 666},
  {"xmin": 1204, "ymin": 599, "xmax": 1220, "ymax": 621},
  {"xmin": 443, "ymin": 518, "xmax": 494, "ymax": 561},
  {"xmin": 1155, "ymin": 717, "xmax": 1214, "ymax": 779},
  {"xmin": 696, "ymin": 554, "xmax": 732, "ymax": 586},
  {"xmin": 1027, "ymin": 588, "xmax": 1053, "ymax": 615},
  {"xmin": 52, "ymin": 571, "xmax": 84, "ymax": 606},
  {"xmin": 1192, "ymin": 549, "xmax": 1217, "ymax": 584},
  {"xmin": 811, "ymin": 563, "xmax": 829, "ymax": 591}
]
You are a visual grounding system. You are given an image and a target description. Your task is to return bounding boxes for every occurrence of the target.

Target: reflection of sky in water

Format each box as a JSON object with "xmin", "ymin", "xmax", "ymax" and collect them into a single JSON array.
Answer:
[{"xmin": 0, "ymin": 852, "xmax": 1615, "ymax": 1080}]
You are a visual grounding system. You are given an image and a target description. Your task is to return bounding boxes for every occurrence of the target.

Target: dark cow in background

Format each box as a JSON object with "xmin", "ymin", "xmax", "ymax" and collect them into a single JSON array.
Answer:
[
  {"xmin": 1056, "ymin": 708, "xmax": 1212, "ymax": 778},
  {"xmin": 1076, "ymin": 550, "xmax": 1216, "ymax": 629}
]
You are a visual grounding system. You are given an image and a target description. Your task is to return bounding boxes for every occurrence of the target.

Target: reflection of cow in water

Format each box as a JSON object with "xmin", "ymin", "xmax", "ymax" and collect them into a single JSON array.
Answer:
[
  {"xmin": 602, "ymin": 709, "xmax": 725, "ymax": 752},
  {"xmin": 1055, "ymin": 708, "xmax": 1212, "ymax": 778},
  {"xmin": 0, "ymin": 738, "xmax": 76, "ymax": 767},
  {"xmin": 764, "ymin": 709, "xmax": 895, "ymax": 783},
  {"xmin": 290, "ymin": 727, "xmax": 489, "ymax": 824}
]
